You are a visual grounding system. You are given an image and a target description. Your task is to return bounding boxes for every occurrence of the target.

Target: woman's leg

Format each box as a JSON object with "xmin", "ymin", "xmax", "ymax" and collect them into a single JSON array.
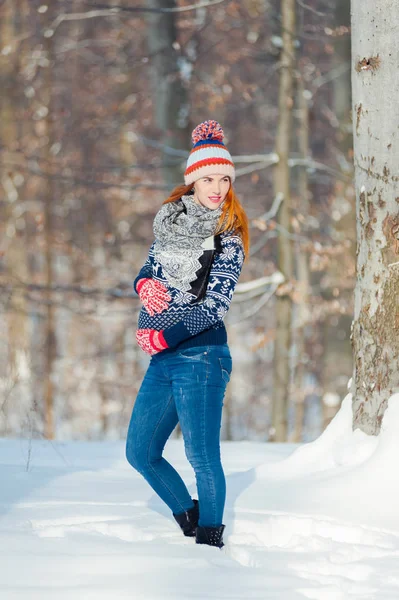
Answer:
[
  {"xmin": 170, "ymin": 345, "xmax": 232, "ymax": 528},
  {"xmin": 126, "ymin": 356, "xmax": 194, "ymax": 514}
]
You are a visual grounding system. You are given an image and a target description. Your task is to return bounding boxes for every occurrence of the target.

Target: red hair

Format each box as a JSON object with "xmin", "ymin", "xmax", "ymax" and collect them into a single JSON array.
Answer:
[{"xmin": 162, "ymin": 183, "xmax": 249, "ymax": 258}]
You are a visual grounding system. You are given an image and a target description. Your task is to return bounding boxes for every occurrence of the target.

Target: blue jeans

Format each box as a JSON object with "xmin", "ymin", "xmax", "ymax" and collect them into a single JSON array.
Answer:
[{"xmin": 126, "ymin": 344, "xmax": 232, "ymax": 527}]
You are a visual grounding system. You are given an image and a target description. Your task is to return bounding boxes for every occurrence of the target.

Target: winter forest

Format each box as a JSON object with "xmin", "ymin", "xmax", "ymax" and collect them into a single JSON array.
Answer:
[{"xmin": 1, "ymin": 0, "xmax": 398, "ymax": 444}]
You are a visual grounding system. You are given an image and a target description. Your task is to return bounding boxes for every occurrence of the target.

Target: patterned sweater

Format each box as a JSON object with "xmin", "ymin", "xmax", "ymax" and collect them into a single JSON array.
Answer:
[{"xmin": 134, "ymin": 231, "xmax": 244, "ymax": 351}]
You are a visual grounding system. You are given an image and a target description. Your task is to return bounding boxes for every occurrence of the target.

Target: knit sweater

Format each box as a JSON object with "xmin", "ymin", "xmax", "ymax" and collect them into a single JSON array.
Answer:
[{"xmin": 134, "ymin": 231, "xmax": 244, "ymax": 352}]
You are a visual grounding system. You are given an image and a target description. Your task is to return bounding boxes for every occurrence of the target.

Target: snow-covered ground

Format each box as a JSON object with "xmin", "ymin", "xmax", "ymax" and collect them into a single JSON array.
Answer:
[{"xmin": 2, "ymin": 394, "xmax": 399, "ymax": 600}]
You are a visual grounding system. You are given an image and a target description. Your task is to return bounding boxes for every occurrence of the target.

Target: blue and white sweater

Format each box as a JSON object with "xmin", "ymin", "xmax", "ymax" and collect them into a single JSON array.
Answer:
[{"xmin": 134, "ymin": 231, "xmax": 244, "ymax": 351}]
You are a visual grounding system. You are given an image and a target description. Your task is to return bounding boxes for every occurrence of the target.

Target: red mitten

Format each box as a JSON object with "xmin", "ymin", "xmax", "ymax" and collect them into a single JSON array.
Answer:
[
  {"xmin": 136, "ymin": 328, "xmax": 169, "ymax": 355},
  {"xmin": 136, "ymin": 278, "xmax": 171, "ymax": 317}
]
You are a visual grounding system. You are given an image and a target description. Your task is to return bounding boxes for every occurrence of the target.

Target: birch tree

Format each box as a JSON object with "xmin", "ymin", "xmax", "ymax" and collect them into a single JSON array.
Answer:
[{"xmin": 351, "ymin": 0, "xmax": 399, "ymax": 434}]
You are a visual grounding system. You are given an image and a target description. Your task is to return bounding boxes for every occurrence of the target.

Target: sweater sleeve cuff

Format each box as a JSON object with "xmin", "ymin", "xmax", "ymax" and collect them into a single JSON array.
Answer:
[
  {"xmin": 151, "ymin": 330, "xmax": 169, "ymax": 351},
  {"xmin": 162, "ymin": 321, "xmax": 192, "ymax": 349},
  {"xmin": 133, "ymin": 272, "xmax": 149, "ymax": 294}
]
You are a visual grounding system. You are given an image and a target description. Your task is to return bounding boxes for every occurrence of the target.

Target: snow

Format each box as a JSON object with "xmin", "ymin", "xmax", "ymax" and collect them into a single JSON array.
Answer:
[{"xmin": 2, "ymin": 394, "xmax": 399, "ymax": 599}]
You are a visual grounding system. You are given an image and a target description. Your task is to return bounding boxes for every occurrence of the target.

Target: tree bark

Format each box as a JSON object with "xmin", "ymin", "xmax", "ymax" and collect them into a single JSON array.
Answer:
[
  {"xmin": 322, "ymin": 0, "xmax": 354, "ymax": 428},
  {"xmin": 146, "ymin": 0, "xmax": 190, "ymax": 187},
  {"xmin": 292, "ymin": 74, "xmax": 310, "ymax": 442},
  {"xmin": 270, "ymin": 0, "xmax": 296, "ymax": 442},
  {"xmin": 351, "ymin": 0, "xmax": 399, "ymax": 435},
  {"xmin": 1, "ymin": 0, "xmax": 31, "ymax": 424},
  {"xmin": 41, "ymin": 9, "xmax": 57, "ymax": 440}
]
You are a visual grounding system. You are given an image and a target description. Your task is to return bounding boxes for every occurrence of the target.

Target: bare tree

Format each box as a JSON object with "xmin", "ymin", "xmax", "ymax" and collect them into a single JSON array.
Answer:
[
  {"xmin": 0, "ymin": 0, "xmax": 360, "ymax": 441},
  {"xmin": 351, "ymin": 0, "xmax": 399, "ymax": 434},
  {"xmin": 0, "ymin": 0, "xmax": 31, "ymax": 428},
  {"xmin": 270, "ymin": 0, "xmax": 296, "ymax": 442},
  {"xmin": 42, "ymin": 6, "xmax": 57, "ymax": 439},
  {"xmin": 146, "ymin": 0, "xmax": 190, "ymax": 186},
  {"xmin": 322, "ymin": 0, "xmax": 354, "ymax": 428},
  {"xmin": 292, "ymin": 72, "xmax": 310, "ymax": 442}
]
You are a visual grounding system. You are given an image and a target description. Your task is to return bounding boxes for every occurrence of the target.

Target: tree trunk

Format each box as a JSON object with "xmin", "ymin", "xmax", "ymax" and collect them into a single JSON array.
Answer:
[
  {"xmin": 322, "ymin": 0, "xmax": 354, "ymax": 428},
  {"xmin": 351, "ymin": 0, "xmax": 399, "ymax": 435},
  {"xmin": 270, "ymin": 0, "xmax": 296, "ymax": 442},
  {"xmin": 146, "ymin": 0, "xmax": 190, "ymax": 187},
  {"xmin": 1, "ymin": 5, "xmax": 25, "ymax": 345},
  {"xmin": 41, "ymin": 9, "xmax": 57, "ymax": 439},
  {"xmin": 1, "ymin": 0, "xmax": 31, "ymax": 425},
  {"xmin": 292, "ymin": 74, "xmax": 310, "ymax": 442}
]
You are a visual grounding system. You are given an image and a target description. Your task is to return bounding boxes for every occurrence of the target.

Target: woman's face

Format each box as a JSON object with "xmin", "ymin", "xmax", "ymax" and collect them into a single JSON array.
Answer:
[{"xmin": 192, "ymin": 174, "xmax": 230, "ymax": 210}]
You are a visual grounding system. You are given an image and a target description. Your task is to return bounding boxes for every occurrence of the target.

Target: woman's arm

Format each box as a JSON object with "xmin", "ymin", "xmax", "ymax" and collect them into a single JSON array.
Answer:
[
  {"xmin": 161, "ymin": 234, "xmax": 244, "ymax": 348},
  {"xmin": 133, "ymin": 242, "xmax": 171, "ymax": 317},
  {"xmin": 133, "ymin": 242, "xmax": 155, "ymax": 293}
]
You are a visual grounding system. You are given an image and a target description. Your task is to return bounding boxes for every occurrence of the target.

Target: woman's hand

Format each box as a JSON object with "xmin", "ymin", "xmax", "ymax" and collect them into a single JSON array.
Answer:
[
  {"xmin": 136, "ymin": 329, "xmax": 169, "ymax": 355},
  {"xmin": 136, "ymin": 278, "xmax": 171, "ymax": 316}
]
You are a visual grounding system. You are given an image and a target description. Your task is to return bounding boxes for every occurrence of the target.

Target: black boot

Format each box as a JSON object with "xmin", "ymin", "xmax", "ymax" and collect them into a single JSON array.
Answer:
[
  {"xmin": 173, "ymin": 499, "xmax": 199, "ymax": 537},
  {"xmin": 195, "ymin": 524, "xmax": 225, "ymax": 548}
]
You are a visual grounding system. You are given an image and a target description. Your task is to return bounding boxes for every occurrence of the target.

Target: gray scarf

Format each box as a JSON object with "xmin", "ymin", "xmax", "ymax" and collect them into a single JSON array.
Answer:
[{"xmin": 153, "ymin": 194, "xmax": 223, "ymax": 292}]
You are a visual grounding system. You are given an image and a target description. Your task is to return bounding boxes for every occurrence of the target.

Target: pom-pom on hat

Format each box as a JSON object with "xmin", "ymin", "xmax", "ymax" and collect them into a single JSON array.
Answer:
[{"xmin": 184, "ymin": 120, "xmax": 235, "ymax": 185}]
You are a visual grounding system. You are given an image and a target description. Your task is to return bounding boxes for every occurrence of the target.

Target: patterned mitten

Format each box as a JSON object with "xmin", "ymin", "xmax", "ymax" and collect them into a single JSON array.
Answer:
[
  {"xmin": 136, "ymin": 278, "xmax": 171, "ymax": 316},
  {"xmin": 136, "ymin": 329, "xmax": 169, "ymax": 355}
]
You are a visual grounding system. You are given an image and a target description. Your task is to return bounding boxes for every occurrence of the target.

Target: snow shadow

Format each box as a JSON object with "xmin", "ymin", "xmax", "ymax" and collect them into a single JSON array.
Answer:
[
  {"xmin": 146, "ymin": 460, "xmax": 257, "ymax": 531},
  {"xmin": 0, "ymin": 438, "xmax": 125, "ymax": 520}
]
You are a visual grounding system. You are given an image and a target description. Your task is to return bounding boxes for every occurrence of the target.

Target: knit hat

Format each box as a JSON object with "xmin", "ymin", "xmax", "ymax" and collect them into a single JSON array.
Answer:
[{"xmin": 184, "ymin": 120, "xmax": 235, "ymax": 186}]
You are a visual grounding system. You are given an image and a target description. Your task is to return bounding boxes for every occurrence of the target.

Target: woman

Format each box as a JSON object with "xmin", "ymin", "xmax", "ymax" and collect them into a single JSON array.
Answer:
[{"xmin": 126, "ymin": 120, "xmax": 249, "ymax": 549}]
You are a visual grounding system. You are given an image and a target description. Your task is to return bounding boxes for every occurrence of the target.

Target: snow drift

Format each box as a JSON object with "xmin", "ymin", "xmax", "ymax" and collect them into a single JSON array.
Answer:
[{"xmin": 1, "ymin": 393, "xmax": 399, "ymax": 599}]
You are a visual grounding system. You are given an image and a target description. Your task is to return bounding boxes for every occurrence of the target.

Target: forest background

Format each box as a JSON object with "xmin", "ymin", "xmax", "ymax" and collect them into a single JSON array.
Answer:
[{"xmin": 0, "ymin": 0, "xmax": 355, "ymax": 443}]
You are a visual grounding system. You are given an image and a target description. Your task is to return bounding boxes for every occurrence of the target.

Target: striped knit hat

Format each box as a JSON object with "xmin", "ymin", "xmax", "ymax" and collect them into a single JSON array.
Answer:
[{"xmin": 184, "ymin": 120, "xmax": 235, "ymax": 186}]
